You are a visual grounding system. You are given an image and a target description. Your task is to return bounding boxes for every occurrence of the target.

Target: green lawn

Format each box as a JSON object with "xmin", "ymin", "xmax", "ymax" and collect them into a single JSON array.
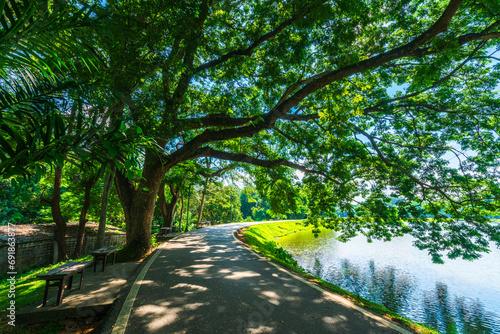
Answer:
[{"xmin": 243, "ymin": 221, "xmax": 439, "ymax": 334}]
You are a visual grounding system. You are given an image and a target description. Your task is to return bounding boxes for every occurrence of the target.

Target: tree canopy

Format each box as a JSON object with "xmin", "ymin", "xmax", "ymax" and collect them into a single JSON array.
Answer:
[{"xmin": 2, "ymin": 0, "xmax": 500, "ymax": 262}]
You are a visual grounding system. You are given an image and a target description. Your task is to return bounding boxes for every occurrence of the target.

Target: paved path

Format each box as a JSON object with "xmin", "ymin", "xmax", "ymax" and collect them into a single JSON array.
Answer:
[{"xmin": 98, "ymin": 223, "xmax": 412, "ymax": 334}]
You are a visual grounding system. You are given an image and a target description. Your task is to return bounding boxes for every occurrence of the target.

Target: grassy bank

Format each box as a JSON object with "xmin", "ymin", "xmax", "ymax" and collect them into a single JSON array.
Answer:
[
  {"xmin": 242, "ymin": 221, "xmax": 439, "ymax": 334},
  {"xmin": 242, "ymin": 221, "xmax": 314, "ymax": 266}
]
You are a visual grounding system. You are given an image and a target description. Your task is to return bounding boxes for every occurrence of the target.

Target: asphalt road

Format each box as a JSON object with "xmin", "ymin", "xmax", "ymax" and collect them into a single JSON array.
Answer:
[{"xmin": 97, "ymin": 223, "xmax": 412, "ymax": 334}]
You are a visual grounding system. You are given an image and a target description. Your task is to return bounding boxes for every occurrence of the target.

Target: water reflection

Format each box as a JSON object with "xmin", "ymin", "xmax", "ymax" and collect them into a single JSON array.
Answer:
[
  {"xmin": 325, "ymin": 259, "xmax": 415, "ymax": 314},
  {"xmin": 423, "ymin": 282, "xmax": 496, "ymax": 334},
  {"xmin": 279, "ymin": 230, "xmax": 500, "ymax": 334}
]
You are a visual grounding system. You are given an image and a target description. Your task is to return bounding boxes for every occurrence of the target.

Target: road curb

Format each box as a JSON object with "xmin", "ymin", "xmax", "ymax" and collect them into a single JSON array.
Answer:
[{"xmin": 92, "ymin": 247, "xmax": 162, "ymax": 334}]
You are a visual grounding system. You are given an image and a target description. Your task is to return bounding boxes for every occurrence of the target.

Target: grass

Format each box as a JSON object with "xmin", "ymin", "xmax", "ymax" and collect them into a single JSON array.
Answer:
[
  {"xmin": 242, "ymin": 221, "xmax": 314, "ymax": 259},
  {"xmin": 242, "ymin": 221, "xmax": 440, "ymax": 334}
]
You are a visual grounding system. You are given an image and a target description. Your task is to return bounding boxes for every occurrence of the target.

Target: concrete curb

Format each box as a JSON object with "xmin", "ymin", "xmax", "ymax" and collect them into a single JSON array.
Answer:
[
  {"xmin": 92, "ymin": 247, "xmax": 163, "ymax": 334},
  {"xmin": 93, "ymin": 234, "xmax": 186, "ymax": 334},
  {"xmin": 110, "ymin": 249, "xmax": 162, "ymax": 334}
]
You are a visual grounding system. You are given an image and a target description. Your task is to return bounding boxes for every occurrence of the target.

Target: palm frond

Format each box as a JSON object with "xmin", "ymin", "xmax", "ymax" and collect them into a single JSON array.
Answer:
[{"xmin": 0, "ymin": 0, "xmax": 100, "ymax": 79}]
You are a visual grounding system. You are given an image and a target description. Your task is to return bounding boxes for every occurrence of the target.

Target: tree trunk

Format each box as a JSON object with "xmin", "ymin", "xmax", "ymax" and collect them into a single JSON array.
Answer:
[
  {"xmin": 96, "ymin": 165, "xmax": 116, "ymax": 249},
  {"xmin": 158, "ymin": 183, "xmax": 180, "ymax": 228},
  {"xmin": 114, "ymin": 157, "xmax": 166, "ymax": 260},
  {"xmin": 185, "ymin": 184, "xmax": 192, "ymax": 232},
  {"xmin": 73, "ymin": 176, "xmax": 97, "ymax": 258},
  {"xmin": 166, "ymin": 187, "xmax": 179, "ymax": 228},
  {"xmin": 178, "ymin": 194, "xmax": 184, "ymax": 231},
  {"xmin": 44, "ymin": 166, "xmax": 67, "ymax": 262},
  {"xmin": 197, "ymin": 178, "xmax": 208, "ymax": 227}
]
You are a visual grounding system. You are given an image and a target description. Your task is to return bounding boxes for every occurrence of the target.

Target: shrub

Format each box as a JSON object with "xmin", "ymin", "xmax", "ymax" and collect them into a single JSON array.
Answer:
[{"xmin": 267, "ymin": 241, "xmax": 298, "ymax": 267}]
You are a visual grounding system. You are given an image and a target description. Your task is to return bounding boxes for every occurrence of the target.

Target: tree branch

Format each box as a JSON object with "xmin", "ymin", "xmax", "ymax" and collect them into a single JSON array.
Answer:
[
  {"xmin": 186, "ymin": 166, "xmax": 233, "ymax": 178},
  {"xmin": 264, "ymin": 0, "xmax": 465, "ymax": 125},
  {"xmin": 411, "ymin": 20, "xmax": 500, "ymax": 57},
  {"xmin": 192, "ymin": 3, "xmax": 321, "ymax": 74},
  {"xmin": 176, "ymin": 113, "xmax": 320, "ymax": 130},
  {"xmin": 165, "ymin": 0, "xmax": 212, "ymax": 112},
  {"xmin": 349, "ymin": 122, "xmax": 462, "ymax": 207},
  {"xmin": 393, "ymin": 103, "xmax": 500, "ymax": 117},
  {"xmin": 189, "ymin": 147, "xmax": 340, "ymax": 184},
  {"xmin": 365, "ymin": 41, "xmax": 486, "ymax": 113},
  {"xmin": 163, "ymin": 0, "xmax": 465, "ymax": 168}
]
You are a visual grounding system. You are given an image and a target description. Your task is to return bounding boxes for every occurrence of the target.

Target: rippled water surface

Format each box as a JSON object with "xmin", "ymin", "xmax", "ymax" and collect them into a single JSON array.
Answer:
[{"xmin": 278, "ymin": 229, "xmax": 500, "ymax": 334}]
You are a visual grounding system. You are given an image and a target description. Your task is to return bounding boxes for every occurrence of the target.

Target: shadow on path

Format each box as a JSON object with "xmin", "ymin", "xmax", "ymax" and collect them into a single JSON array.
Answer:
[{"xmin": 101, "ymin": 223, "xmax": 409, "ymax": 334}]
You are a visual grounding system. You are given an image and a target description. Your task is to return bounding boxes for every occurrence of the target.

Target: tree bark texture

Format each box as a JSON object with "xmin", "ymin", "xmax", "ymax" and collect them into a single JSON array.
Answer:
[
  {"xmin": 96, "ymin": 166, "xmax": 116, "ymax": 249},
  {"xmin": 197, "ymin": 178, "xmax": 208, "ymax": 227},
  {"xmin": 114, "ymin": 157, "xmax": 166, "ymax": 259},
  {"xmin": 178, "ymin": 194, "xmax": 184, "ymax": 231},
  {"xmin": 158, "ymin": 183, "xmax": 180, "ymax": 228},
  {"xmin": 46, "ymin": 166, "xmax": 67, "ymax": 262},
  {"xmin": 73, "ymin": 177, "xmax": 97, "ymax": 258}
]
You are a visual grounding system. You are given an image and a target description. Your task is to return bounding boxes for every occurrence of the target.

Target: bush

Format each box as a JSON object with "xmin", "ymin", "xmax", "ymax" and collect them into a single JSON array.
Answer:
[
  {"xmin": 151, "ymin": 235, "xmax": 159, "ymax": 247},
  {"xmin": 267, "ymin": 241, "xmax": 298, "ymax": 266}
]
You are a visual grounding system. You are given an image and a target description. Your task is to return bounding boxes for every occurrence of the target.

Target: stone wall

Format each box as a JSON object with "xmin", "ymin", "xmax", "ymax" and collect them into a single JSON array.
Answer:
[{"xmin": 0, "ymin": 234, "xmax": 126, "ymax": 278}]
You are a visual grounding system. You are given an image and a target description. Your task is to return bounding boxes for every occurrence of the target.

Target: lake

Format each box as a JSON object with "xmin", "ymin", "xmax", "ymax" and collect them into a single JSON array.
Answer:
[{"xmin": 278, "ymin": 229, "xmax": 500, "ymax": 334}]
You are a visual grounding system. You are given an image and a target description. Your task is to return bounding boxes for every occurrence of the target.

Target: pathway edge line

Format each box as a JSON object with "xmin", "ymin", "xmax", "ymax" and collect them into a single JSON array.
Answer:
[{"xmin": 111, "ymin": 250, "xmax": 162, "ymax": 334}]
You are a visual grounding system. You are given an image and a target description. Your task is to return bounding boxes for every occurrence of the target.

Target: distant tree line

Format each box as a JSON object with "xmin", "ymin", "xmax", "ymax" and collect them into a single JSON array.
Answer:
[{"xmin": 1, "ymin": 171, "xmax": 307, "ymax": 230}]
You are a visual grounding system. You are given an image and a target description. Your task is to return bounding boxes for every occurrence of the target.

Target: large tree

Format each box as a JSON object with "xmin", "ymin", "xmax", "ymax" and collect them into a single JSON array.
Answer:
[{"xmin": 84, "ymin": 0, "xmax": 500, "ymax": 261}]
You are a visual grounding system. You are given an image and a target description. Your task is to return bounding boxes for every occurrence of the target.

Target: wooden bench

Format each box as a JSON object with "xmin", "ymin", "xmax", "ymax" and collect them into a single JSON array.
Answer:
[
  {"xmin": 160, "ymin": 227, "xmax": 171, "ymax": 235},
  {"xmin": 37, "ymin": 261, "xmax": 93, "ymax": 306},
  {"xmin": 91, "ymin": 246, "xmax": 118, "ymax": 272},
  {"xmin": 198, "ymin": 221, "xmax": 211, "ymax": 228},
  {"xmin": 160, "ymin": 226, "xmax": 181, "ymax": 235}
]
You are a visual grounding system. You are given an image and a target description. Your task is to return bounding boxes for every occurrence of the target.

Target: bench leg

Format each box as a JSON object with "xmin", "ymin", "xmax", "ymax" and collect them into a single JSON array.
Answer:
[
  {"xmin": 42, "ymin": 281, "xmax": 50, "ymax": 307},
  {"xmin": 79, "ymin": 270, "xmax": 84, "ymax": 289},
  {"xmin": 56, "ymin": 280, "xmax": 65, "ymax": 306},
  {"xmin": 68, "ymin": 275, "xmax": 73, "ymax": 290},
  {"xmin": 102, "ymin": 254, "xmax": 107, "ymax": 271}
]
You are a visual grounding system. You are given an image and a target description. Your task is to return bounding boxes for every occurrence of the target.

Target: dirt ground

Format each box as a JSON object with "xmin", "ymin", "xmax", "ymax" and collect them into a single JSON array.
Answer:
[{"xmin": 0, "ymin": 315, "xmax": 103, "ymax": 334}]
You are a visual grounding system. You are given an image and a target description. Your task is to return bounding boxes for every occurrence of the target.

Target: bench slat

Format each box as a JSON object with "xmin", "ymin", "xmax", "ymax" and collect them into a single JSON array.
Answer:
[
  {"xmin": 38, "ymin": 261, "xmax": 92, "ymax": 278},
  {"xmin": 91, "ymin": 246, "xmax": 118, "ymax": 255}
]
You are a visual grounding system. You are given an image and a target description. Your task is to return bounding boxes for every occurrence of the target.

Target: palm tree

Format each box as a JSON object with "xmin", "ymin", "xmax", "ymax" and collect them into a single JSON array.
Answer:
[
  {"xmin": 0, "ymin": 0, "xmax": 101, "ymax": 177},
  {"xmin": 0, "ymin": 0, "xmax": 104, "ymax": 261}
]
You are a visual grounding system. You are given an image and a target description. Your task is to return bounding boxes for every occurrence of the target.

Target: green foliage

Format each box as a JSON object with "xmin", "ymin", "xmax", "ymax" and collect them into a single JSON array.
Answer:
[
  {"xmin": 240, "ymin": 184, "xmax": 307, "ymax": 221},
  {"xmin": 0, "ymin": 163, "xmax": 126, "ymax": 226},
  {"xmin": 240, "ymin": 186, "xmax": 273, "ymax": 221},
  {"xmin": 204, "ymin": 183, "xmax": 243, "ymax": 223},
  {"xmin": 267, "ymin": 241, "xmax": 297, "ymax": 266},
  {"xmin": 0, "ymin": 179, "xmax": 45, "ymax": 224},
  {"xmin": 0, "ymin": 0, "xmax": 98, "ymax": 77},
  {"xmin": 151, "ymin": 234, "xmax": 159, "ymax": 248},
  {"xmin": 0, "ymin": 0, "xmax": 106, "ymax": 177}
]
